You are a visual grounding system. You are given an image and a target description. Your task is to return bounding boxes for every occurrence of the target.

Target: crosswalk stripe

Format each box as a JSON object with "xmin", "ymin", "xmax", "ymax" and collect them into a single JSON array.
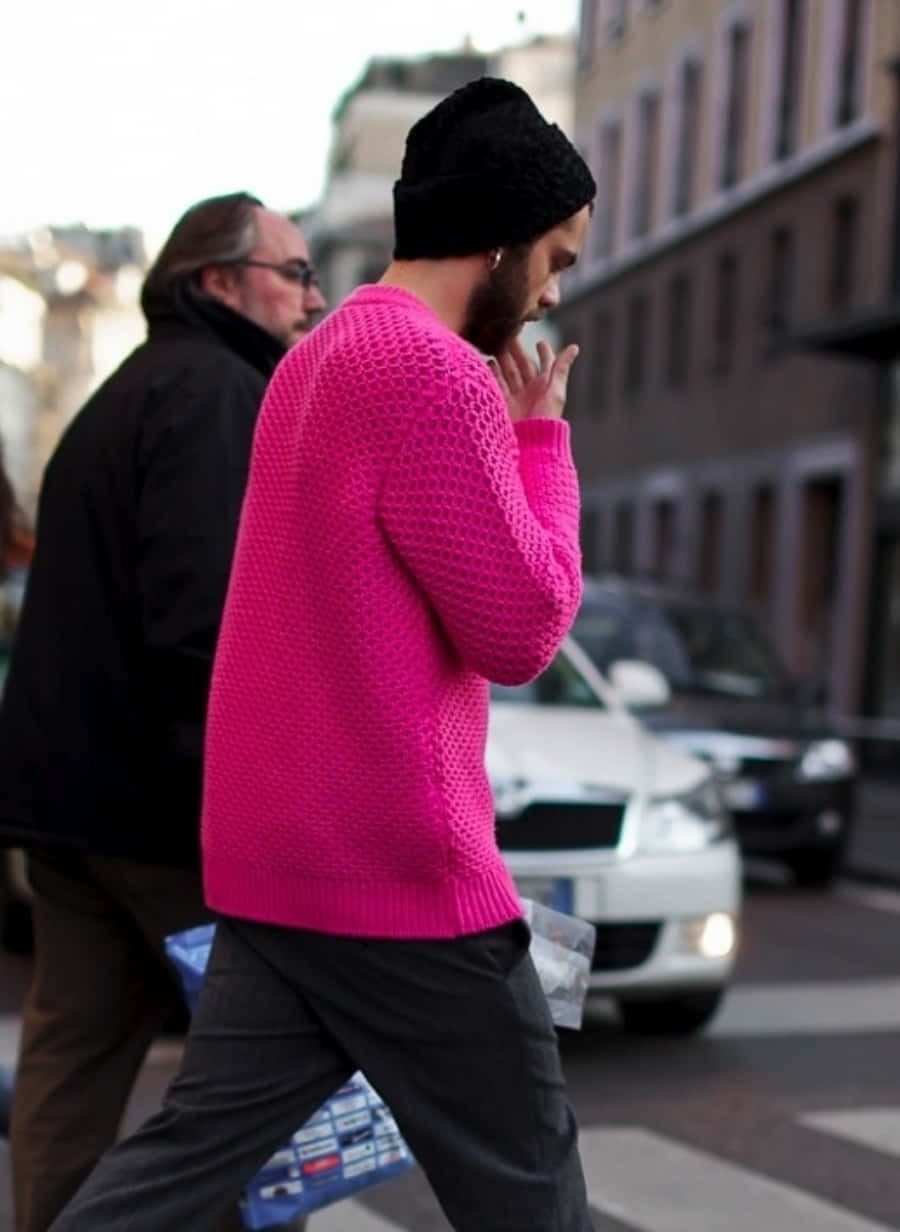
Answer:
[
  {"xmin": 800, "ymin": 1108, "xmax": 900, "ymax": 1159},
  {"xmin": 837, "ymin": 882, "xmax": 900, "ymax": 915},
  {"xmin": 9, "ymin": 977, "xmax": 888, "ymax": 1065},
  {"xmin": 7, "ymin": 976, "xmax": 900, "ymax": 1056},
  {"xmin": 578, "ymin": 1127, "xmax": 894, "ymax": 1231},
  {"xmin": 707, "ymin": 979, "xmax": 900, "ymax": 1037},
  {"xmin": 0, "ymin": 1016, "xmax": 185, "ymax": 1070}
]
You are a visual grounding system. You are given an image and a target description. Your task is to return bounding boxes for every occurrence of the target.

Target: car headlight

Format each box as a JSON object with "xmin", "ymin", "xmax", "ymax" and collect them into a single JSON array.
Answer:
[
  {"xmin": 797, "ymin": 739, "xmax": 856, "ymax": 781},
  {"xmin": 640, "ymin": 777, "xmax": 732, "ymax": 854},
  {"xmin": 491, "ymin": 775, "xmax": 528, "ymax": 802}
]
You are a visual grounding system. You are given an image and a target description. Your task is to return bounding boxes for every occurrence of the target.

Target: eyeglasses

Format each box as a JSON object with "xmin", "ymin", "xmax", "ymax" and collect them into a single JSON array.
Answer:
[{"xmin": 232, "ymin": 258, "xmax": 320, "ymax": 289}]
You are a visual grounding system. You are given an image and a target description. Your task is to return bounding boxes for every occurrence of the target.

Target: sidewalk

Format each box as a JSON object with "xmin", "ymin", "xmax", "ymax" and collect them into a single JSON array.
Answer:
[{"xmin": 847, "ymin": 777, "xmax": 900, "ymax": 884}]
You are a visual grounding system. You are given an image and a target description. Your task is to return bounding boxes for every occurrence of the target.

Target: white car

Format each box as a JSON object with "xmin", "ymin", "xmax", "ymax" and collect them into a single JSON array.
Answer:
[{"xmin": 489, "ymin": 637, "xmax": 741, "ymax": 1035}]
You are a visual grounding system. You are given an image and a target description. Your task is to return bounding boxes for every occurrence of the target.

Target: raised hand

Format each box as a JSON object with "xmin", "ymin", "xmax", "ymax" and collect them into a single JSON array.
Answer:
[{"xmin": 491, "ymin": 338, "xmax": 580, "ymax": 423}]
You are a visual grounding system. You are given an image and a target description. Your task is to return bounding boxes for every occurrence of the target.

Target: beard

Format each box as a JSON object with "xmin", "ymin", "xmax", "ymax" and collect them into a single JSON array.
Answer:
[{"xmin": 461, "ymin": 247, "xmax": 532, "ymax": 357}]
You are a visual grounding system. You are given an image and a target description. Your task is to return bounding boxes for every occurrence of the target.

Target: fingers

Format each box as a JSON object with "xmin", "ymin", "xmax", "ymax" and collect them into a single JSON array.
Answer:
[
  {"xmin": 507, "ymin": 338, "xmax": 536, "ymax": 387},
  {"xmin": 498, "ymin": 348, "xmax": 523, "ymax": 394},
  {"xmin": 488, "ymin": 357, "xmax": 511, "ymax": 400},
  {"xmin": 493, "ymin": 339, "xmax": 580, "ymax": 421},
  {"xmin": 551, "ymin": 343, "xmax": 579, "ymax": 387}
]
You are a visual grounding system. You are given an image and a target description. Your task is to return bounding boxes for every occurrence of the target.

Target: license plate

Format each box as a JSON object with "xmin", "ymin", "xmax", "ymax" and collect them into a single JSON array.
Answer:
[
  {"xmin": 514, "ymin": 876, "xmax": 574, "ymax": 913},
  {"xmin": 723, "ymin": 778, "xmax": 767, "ymax": 810}
]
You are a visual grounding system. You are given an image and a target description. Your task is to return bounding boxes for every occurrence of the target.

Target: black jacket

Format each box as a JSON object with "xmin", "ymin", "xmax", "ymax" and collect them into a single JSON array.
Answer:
[{"xmin": 0, "ymin": 283, "xmax": 285, "ymax": 865}]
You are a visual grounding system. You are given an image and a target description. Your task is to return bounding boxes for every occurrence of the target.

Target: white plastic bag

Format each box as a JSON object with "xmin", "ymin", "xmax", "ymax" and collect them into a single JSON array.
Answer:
[{"xmin": 522, "ymin": 899, "xmax": 596, "ymax": 1029}]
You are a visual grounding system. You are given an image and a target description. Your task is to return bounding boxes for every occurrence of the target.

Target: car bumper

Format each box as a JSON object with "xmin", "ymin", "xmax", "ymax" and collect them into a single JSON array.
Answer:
[
  {"xmin": 727, "ymin": 778, "xmax": 856, "ymax": 854},
  {"xmin": 504, "ymin": 840, "xmax": 741, "ymax": 997}
]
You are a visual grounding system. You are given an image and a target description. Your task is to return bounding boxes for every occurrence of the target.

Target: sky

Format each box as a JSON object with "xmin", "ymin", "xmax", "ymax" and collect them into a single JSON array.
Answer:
[{"xmin": 2, "ymin": 0, "xmax": 578, "ymax": 250}]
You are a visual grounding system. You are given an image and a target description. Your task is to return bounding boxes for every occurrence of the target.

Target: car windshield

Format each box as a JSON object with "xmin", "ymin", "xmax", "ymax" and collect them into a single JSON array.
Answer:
[
  {"xmin": 574, "ymin": 597, "xmax": 788, "ymax": 701},
  {"xmin": 490, "ymin": 649, "xmax": 607, "ymax": 708}
]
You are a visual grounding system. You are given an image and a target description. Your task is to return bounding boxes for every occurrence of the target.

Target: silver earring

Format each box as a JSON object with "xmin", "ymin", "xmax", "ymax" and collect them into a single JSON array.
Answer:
[{"xmin": 488, "ymin": 248, "xmax": 503, "ymax": 271}]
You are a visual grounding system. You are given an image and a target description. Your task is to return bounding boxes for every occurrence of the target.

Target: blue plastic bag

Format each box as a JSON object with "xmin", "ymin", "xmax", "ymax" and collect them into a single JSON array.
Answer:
[
  {"xmin": 165, "ymin": 924, "xmax": 415, "ymax": 1228},
  {"xmin": 0, "ymin": 1063, "xmax": 13, "ymax": 1137}
]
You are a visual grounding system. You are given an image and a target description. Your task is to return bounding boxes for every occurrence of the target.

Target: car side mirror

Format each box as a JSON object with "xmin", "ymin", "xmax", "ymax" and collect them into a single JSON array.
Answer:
[{"xmin": 607, "ymin": 659, "xmax": 671, "ymax": 710}]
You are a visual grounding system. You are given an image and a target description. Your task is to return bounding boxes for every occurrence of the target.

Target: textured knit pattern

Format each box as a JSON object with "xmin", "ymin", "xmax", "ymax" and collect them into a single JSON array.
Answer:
[{"xmin": 203, "ymin": 285, "xmax": 582, "ymax": 938}]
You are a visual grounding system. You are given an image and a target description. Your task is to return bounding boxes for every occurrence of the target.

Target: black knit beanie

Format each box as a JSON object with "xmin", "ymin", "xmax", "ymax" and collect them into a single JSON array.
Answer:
[{"xmin": 393, "ymin": 77, "xmax": 596, "ymax": 260}]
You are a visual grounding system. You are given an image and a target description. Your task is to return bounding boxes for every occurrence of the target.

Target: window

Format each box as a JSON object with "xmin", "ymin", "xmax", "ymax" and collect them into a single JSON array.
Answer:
[
  {"xmin": 765, "ymin": 227, "xmax": 795, "ymax": 338},
  {"xmin": 653, "ymin": 499, "xmax": 677, "ymax": 580},
  {"xmin": 595, "ymin": 121, "xmax": 622, "ymax": 258},
  {"xmin": 672, "ymin": 59, "xmax": 703, "ymax": 218},
  {"xmin": 590, "ymin": 310, "xmax": 614, "ymax": 414},
  {"xmin": 830, "ymin": 195, "xmax": 859, "ymax": 312},
  {"xmin": 665, "ymin": 273, "xmax": 692, "ymax": 388},
  {"xmin": 773, "ymin": 0, "xmax": 805, "ymax": 160},
  {"xmin": 607, "ymin": 0, "xmax": 630, "ymax": 42},
  {"xmin": 697, "ymin": 491, "xmax": 723, "ymax": 593},
  {"xmin": 573, "ymin": 595, "xmax": 788, "ymax": 699},
  {"xmin": 749, "ymin": 484, "xmax": 776, "ymax": 605},
  {"xmin": 578, "ymin": 0, "xmax": 598, "ymax": 69},
  {"xmin": 563, "ymin": 324, "xmax": 584, "ymax": 420},
  {"xmin": 799, "ymin": 476, "xmax": 844, "ymax": 680},
  {"xmin": 834, "ymin": 0, "xmax": 864, "ymax": 127},
  {"xmin": 712, "ymin": 252, "xmax": 739, "ymax": 374},
  {"xmin": 624, "ymin": 293, "xmax": 650, "ymax": 397},
  {"xmin": 721, "ymin": 22, "xmax": 751, "ymax": 190},
  {"xmin": 632, "ymin": 91, "xmax": 661, "ymax": 239},
  {"xmin": 490, "ymin": 650, "xmax": 608, "ymax": 709},
  {"xmin": 614, "ymin": 503, "xmax": 635, "ymax": 574},
  {"xmin": 581, "ymin": 507, "xmax": 604, "ymax": 572}
]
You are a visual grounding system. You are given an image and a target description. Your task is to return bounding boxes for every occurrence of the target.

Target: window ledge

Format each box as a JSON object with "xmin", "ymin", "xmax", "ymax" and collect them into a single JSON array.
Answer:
[{"xmin": 565, "ymin": 119, "xmax": 881, "ymax": 303}]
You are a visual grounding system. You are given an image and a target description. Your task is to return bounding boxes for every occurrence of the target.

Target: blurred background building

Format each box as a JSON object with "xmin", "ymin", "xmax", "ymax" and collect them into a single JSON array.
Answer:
[
  {"xmin": 0, "ymin": 226, "xmax": 146, "ymax": 513},
  {"xmin": 557, "ymin": 0, "xmax": 900, "ymax": 732},
  {"xmin": 304, "ymin": 33, "xmax": 577, "ymax": 305},
  {"xmin": 0, "ymin": 26, "xmax": 576, "ymax": 521},
  {"xmin": 8, "ymin": 2, "xmax": 900, "ymax": 740}
]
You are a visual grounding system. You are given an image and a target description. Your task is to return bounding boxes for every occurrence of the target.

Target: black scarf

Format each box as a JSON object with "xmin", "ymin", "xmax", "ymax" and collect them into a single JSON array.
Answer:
[{"xmin": 143, "ymin": 277, "xmax": 286, "ymax": 379}]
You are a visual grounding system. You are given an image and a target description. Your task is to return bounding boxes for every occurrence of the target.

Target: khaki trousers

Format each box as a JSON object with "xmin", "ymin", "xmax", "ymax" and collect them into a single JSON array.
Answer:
[{"xmin": 10, "ymin": 849, "xmax": 252, "ymax": 1232}]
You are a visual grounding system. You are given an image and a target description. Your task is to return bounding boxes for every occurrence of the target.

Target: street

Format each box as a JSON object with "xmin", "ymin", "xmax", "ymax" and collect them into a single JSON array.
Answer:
[{"xmin": 2, "ymin": 865, "xmax": 899, "ymax": 1231}]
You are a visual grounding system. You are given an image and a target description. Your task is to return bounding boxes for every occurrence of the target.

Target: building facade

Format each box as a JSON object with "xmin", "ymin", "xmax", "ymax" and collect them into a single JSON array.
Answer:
[{"xmin": 560, "ymin": 0, "xmax": 900, "ymax": 722}]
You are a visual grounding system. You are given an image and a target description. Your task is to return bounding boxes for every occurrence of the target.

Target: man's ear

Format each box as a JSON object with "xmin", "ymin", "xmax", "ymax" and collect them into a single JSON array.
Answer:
[{"xmin": 199, "ymin": 264, "xmax": 240, "ymax": 307}]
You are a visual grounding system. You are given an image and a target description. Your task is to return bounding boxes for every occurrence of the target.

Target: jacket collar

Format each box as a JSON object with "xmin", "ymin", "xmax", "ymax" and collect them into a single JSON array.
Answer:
[{"xmin": 143, "ymin": 278, "xmax": 286, "ymax": 379}]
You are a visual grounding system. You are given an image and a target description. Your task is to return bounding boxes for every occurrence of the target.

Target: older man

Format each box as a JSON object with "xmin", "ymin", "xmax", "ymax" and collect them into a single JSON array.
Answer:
[{"xmin": 0, "ymin": 192, "xmax": 325, "ymax": 1232}]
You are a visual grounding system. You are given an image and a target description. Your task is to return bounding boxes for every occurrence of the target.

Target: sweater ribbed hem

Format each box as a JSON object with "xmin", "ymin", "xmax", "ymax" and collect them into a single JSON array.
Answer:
[{"xmin": 203, "ymin": 854, "xmax": 524, "ymax": 940}]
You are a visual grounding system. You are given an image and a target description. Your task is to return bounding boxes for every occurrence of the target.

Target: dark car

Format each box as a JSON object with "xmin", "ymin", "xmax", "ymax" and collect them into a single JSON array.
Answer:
[{"xmin": 572, "ymin": 575, "xmax": 857, "ymax": 888}]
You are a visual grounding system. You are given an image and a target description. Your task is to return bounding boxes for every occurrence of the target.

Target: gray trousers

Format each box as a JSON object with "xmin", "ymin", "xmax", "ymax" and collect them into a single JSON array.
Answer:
[{"xmin": 48, "ymin": 914, "xmax": 593, "ymax": 1231}]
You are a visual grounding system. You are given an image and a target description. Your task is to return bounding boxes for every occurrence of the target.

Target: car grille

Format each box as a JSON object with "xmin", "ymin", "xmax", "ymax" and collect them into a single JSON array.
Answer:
[
  {"xmin": 733, "ymin": 755, "xmax": 793, "ymax": 781},
  {"xmin": 590, "ymin": 922, "xmax": 661, "ymax": 971},
  {"xmin": 496, "ymin": 802, "xmax": 625, "ymax": 851}
]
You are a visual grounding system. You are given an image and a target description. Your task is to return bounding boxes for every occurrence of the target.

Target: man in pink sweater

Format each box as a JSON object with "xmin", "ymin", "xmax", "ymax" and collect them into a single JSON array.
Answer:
[{"xmin": 50, "ymin": 78, "xmax": 596, "ymax": 1232}]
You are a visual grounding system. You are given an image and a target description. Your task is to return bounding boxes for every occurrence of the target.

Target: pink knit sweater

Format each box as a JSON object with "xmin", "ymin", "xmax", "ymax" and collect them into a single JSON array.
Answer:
[{"xmin": 202, "ymin": 285, "xmax": 582, "ymax": 938}]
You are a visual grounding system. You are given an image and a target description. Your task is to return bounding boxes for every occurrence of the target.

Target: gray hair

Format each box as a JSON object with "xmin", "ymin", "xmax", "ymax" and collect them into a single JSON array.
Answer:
[{"xmin": 140, "ymin": 191, "xmax": 263, "ymax": 311}]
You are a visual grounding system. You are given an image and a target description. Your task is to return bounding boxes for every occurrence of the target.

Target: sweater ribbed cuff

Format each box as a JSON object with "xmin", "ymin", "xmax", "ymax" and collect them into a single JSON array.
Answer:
[{"xmin": 513, "ymin": 417, "xmax": 573, "ymax": 460}]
